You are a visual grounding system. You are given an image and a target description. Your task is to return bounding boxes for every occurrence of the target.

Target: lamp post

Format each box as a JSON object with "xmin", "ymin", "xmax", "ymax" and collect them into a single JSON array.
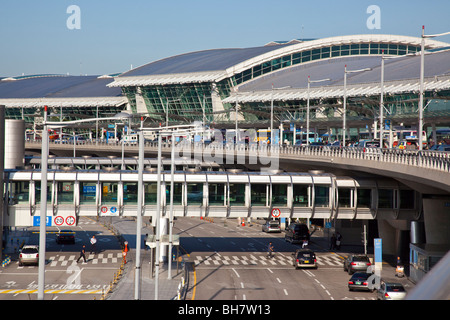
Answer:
[
  {"xmin": 343, "ymin": 65, "xmax": 372, "ymax": 146},
  {"xmin": 418, "ymin": 26, "xmax": 450, "ymax": 150},
  {"xmin": 270, "ymin": 85, "xmax": 291, "ymax": 145},
  {"xmin": 307, "ymin": 77, "xmax": 330, "ymax": 146},
  {"xmin": 134, "ymin": 116, "xmax": 144, "ymax": 300}
]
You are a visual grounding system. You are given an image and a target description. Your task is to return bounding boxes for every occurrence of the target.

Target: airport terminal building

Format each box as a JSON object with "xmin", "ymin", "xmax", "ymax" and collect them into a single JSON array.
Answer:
[{"xmin": 1, "ymin": 34, "xmax": 450, "ymax": 141}]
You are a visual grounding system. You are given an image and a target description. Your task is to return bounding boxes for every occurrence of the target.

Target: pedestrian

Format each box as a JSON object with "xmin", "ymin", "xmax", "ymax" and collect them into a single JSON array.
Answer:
[
  {"xmin": 267, "ymin": 242, "xmax": 274, "ymax": 259},
  {"xmin": 90, "ymin": 235, "xmax": 97, "ymax": 254},
  {"xmin": 144, "ymin": 234, "xmax": 149, "ymax": 251},
  {"xmin": 336, "ymin": 232, "xmax": 343, "ymax": 250},
  {"xmin": 330, "ymin": 233, "xmax": 336, "ymax": 250},
  {"xmin": 302, "ymin": 239, "xmax": 308, "ymax": 248},
  {"xmin": 77, "ymin": 245, "xmax": 87, "ymax": 263}
]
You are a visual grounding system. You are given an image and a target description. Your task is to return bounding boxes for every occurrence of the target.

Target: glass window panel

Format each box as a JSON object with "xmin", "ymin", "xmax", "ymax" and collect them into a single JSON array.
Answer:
[
  {"xmin": 271, "ymin": 58, "xmax": 281, "ymax": 71},
  {"xmin": 262, "ymin": 62, "xmax": 272, "ymax": 74},
  {"xmin": 102, "ymin": 182, "xmax": 118, "ymax": 205},
  {"xmin": 209, "ymin": 183, "xmax": 225, "ymax": 205},
  {"xmin": 57, "ymin": 181, "xmax": 74, "ymax": 204},
  {"xmin": 11, "ymin": 181, "xmax": 29, "ymax": 204},
  {"xmin": 357, "ymin": 189, "xmax": 371, "ymax": 208},
  {"xmin": 272, "ymin": 184, "xmax": 287, "ymax": 207},
  {"xmin": 293, "ymin": 184, "xmax": 308, "ymax": 207},
  {"xmin": 314, "ymin": 185, "xmax": 329, "ymax": 207},
  {"xmin": 187, "ymin": 183, "xmax": 203, "ymax": 205},
  {"xmin": 378, "ymin": 189, "xmax": 393, "ymax": 208},
  {"xmin": 281, "ymin": 55, "xmax": 291, "ymax": 68},
  {"xmin": 292, "ymin": 53, "xmax": 301, "ymax": 64},
  {"xmin": 252, "ymin": 65, "xmax": 262, "ymax": 77},
  {"xmin": 229, "ymin": 183, "xmax": 245, "ymax": 206},
  {"xmin": 80, "ymin": 182, "xmax": 97, "ymax": 205},
  {"xmin": 370, "ymin": 43, "xmax": 380, "ymax": 54},
  {"xmin": 251, "ymin": 184, "xmax": 267, "ymax": 206},
  {"xmin": 331, "ymin": 46, "xmax": 341, "ymax": 52},
  {"xmin": 388, "ymin": 44, "xmax": 398, "ymax": 55},
  {"xmin": 400, "ymin": 190, "xmax": 415, "ymax": 209},
  {"xmin": 144, "ymin": 183, "xmax": 157, "ymax": 204},
  {"xmin": 166, "ymin": 182, "xmax": 183, "ymax": 205},
  {"xmin": 242, "ymin": 69, "xmax": 252, "ymax": 82},
  {"xmin": 35, "ymin": 181, "xmax": 51, "ymax": 204},
  {"xmin": 123, "ymin": 182, "xmax": 138, "ymax": 204},
  {"xmin": 331, "ymin": 50, "xmax": 340, "ymax": 57},
  {"xmin": 338, "ymin": 188, "xmax": 352, "ymax": 208}
]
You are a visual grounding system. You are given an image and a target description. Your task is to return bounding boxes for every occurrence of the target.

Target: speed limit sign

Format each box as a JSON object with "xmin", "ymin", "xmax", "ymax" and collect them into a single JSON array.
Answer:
[
  {"xmin": 54, "ymin": 216, "xmax": 64, "ymax": 226},
  {"xmin": 271, "ymin": 208, "xmax": 281, "ymax": 218}
]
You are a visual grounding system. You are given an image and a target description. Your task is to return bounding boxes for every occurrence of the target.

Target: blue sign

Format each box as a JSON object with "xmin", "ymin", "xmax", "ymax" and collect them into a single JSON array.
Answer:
[
  {"xmin": 110, "ymin": 207, "xmax": 117, "ymax": 214},
  {"xmin": 33, "ymin": 216, "xmax": 52, "ymax": 227},
  {"xmin": 374, "ymin": 238, "xmax": 382, "ymax": 263},
  {"xmin": 325, "ymin": 222, "xmax": 332, "ymax": 229}
]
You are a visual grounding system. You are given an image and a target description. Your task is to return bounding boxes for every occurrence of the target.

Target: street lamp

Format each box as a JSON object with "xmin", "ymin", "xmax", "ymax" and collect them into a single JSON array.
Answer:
[
  {"xmin": 418, "ymin": 26, "xmax": 450, "ymax": 150},
  {"xmin": 307, "ymin": 76, "xmax": 330, "ymax": 146},
  {"xmin": 270, "ymin": 85, "xmax": 291, "ymax": 145},
  {"xmin": 343, "ymin": 65, "xmax": 372, "ymax": 146}
]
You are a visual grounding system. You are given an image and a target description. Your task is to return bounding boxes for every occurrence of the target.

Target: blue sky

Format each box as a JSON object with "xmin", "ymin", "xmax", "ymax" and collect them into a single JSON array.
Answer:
[{"xmin": 1, "ymin": 0, "xmax": 449, "ymax": 77}]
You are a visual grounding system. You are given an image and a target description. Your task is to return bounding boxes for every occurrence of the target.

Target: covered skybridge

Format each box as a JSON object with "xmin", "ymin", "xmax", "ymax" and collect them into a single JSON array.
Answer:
[{"xmin": 5, "ymin": 168, "xmax": 419, "ymax": 227}]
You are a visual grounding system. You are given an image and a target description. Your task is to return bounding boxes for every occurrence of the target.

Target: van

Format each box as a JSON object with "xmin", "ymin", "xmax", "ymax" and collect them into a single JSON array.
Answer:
[
  {"xmin": 285, "ymin": 223, "xmax": 310, "ymax": 243},
  {"xmin": 122, "ymin": 135, "xmax": 138, "ymax": 144}
]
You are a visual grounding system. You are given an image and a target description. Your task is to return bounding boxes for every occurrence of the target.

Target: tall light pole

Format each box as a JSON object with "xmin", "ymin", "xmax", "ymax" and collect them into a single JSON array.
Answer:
[
  {"xmin": 270, "ymin": 85, "xmax": 291, "ymax": 145},
  {"xmin": 37, "ymin": 105, "xmax": 49, "ymax": 300},
  {"xmin": 343, "ymin": 66, "xmax": 371, "ymax": 146},
  {"xmin": 307, "ymin": 76, "xmax": 330, "ymax": 146},
  {"xmin": 134, "ymin": 116, "xmax": 144, "ymax": 300},
  {"xmin": 380, "ymin": 50, "xmax": 385, "ymax": 148},
  {"xmin": 418, "ymin": 26, "xmax": 450, "ymax": 150}
]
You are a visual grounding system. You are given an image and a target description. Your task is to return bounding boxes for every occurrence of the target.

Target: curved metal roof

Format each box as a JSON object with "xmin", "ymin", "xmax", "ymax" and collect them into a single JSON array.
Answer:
[
  {"xmin": 224, "ymin": 49, "xmax": 450, "ymax": 103},
  {"xmin": 0, "ymin": 75, "xmax": 122, "ymax": 99},
  {"xmin": 118, "ymin": 45, "xmax": 294, "ymax": 78}
]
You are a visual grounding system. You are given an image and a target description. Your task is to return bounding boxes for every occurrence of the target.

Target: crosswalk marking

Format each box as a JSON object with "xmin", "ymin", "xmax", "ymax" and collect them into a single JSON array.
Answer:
[
  {"xmin": 194, "ymin": 253, "xmax": 343, "ymax": 267},
  {"xmin": 14, "ymin": 252, "xmax": 122, "ymax": 269}
]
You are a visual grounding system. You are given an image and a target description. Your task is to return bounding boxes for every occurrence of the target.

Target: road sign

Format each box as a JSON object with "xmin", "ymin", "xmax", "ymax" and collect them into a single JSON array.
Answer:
[
  {"xmin": 54, "ymin": 216, "xmax": 64, "ymax": 226},
  {"xmin": 110, "ymin": 207, "xmax": 117, "ymax": 214},
  {"xmin": 65, "ymin": 216, "xmax": 76, "ymax": 226},
  {"xmin": 271, "ymin": 208, "xmax": 281, "ymax": 218},
  {"xmin": 374, "ymin": 238, "xmax": 382, "ymax": 271},
  {"xmin": 33, "ymin": 216, "xmax": 51, "ymax": 227},
  {"xmin": 101, "ymin": 206, "xmax": 108, "ymax": 214}
]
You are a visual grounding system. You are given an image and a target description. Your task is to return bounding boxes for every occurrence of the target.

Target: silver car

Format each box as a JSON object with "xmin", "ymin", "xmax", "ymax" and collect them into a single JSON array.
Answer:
[
  {"xmin": 343, "ymin": 254, "xmax": 372, "ymax": 275},
  {"xmin": 262, "ymin": 220, "xmax": 281, "ymax": 233},
  {"xmin": 377, "ymin": 282, "xmax": 406, "ymax": 300},
  {"xmin": 19, "ymin": 245, "xmax": 39, "ymax": 266}
]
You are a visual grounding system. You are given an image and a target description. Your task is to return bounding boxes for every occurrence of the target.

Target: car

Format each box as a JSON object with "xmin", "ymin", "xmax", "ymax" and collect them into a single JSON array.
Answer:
[
  {"xmin": 284, "ymin": 223, "xmax": 310, "ymax": 243},
  {"xmin": 436, "ymin": 144, "xmax": 450, "ymax": 152},
  {"xmin": 292, "ymin": 249, "xmax": 317, "ymax": 269},
  {"xmin": 343, "ymin": 254, "xmax": 372, "ymax": 274},
  {"xmin": 56, "ymin": 229, "xmax": 75, "ymax": 244},
  {"xmin": 262, "ymin": 220, "xmax": 281, "ymax": 233},
  {"xmin": 19, "ymin": 245, "xmax": 39, "ymax": 266},
  {"xmin": 377, "ymin": 281, "xmax": 407, "ymax": 300},
  {"xmin": 348, "ymin": 272, "xmax": 374, "ymax": 292}
]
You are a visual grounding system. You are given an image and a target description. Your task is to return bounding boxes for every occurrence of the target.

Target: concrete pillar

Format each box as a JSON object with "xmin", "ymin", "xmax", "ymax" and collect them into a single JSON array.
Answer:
[
  {"xmin": 0, "ymin": 106, "xmax": 5, "ymax": 263},
  {"xmin": 423, "ymin": 197, "xmax": 450, "ymax": 245}
]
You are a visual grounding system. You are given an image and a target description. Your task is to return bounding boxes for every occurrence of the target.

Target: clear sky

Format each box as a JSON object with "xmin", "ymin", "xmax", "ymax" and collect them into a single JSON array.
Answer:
[{"xmin": 1, "ymin": 0, "xmax": 449, "ymax": 77}]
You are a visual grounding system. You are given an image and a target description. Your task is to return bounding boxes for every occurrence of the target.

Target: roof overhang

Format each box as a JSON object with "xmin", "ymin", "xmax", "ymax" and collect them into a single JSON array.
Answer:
[
  {"xmin": 0, "ymin": 96, "xmax": 128, "ymax": 108},
  {"xmin": 107, "ymin": 71, "xmax": 226, "ymax": 87},
  {"xmin": 223, "ymin": 75, "xmax": 450, "ymax": 103}
]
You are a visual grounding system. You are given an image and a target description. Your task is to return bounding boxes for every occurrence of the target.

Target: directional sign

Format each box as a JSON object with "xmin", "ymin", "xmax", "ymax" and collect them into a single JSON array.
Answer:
[
  {"xmin": 110, "ymin": 207, "xmax": 117, "ymax": 214},
  {"xmin": 33, "ymin": 216, "xmax": 51, "ymax": 227},
  {"xmin": 271, "ymin": 208, "xmax": 281, "ymax": 218}
]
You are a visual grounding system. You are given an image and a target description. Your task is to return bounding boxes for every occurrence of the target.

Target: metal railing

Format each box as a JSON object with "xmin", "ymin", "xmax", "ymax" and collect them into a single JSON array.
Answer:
[{"xmin": 26, "ymin": 139, "xmax": 450, "ymax": 173}]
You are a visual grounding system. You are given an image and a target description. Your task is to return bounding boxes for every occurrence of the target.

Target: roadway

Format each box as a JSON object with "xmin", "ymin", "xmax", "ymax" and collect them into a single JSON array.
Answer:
[
  {"xmin": 0, "ymin": 217, "xmax": 123, "ymax": 300},
  {"xmin": 176, "ymin": 217, "xmax": 414, "ymax": 300}
]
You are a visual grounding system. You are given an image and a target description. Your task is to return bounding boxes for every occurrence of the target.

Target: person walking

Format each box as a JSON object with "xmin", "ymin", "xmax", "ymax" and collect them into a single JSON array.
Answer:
[
  {"xmin": 77, "ymin": 245, "xmax": 87, "ymax": 263},
  {"xmin": 90, "ymin": 235, "xmax": 97, "ymax": 254},
  {"xmin": 336, "ymin": 232, "xmax": 343, "ymax": 250},
  {"xmin": 330, "ymin": 233, "xmax": 336, "ymax": 250},
  {"xmin": 267, "ymin": 242, "xmax": 274, "ymax": 259}
]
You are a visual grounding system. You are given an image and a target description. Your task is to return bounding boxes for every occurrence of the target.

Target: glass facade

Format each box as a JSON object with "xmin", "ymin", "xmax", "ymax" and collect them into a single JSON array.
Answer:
[
  {"xmin": 251, "ymin": 184, "xmax": 267, "ymax": 206},
  {"xmin": 209, "ymin": 183, "xmax": 225, "ymax": 205},
  {"xmin": 229, "ymin": 183, "xmax": 245, "ymax": 206},
  {"xmin": 57, "ymin": 181, "xmax": 74, "ymax": 204}
]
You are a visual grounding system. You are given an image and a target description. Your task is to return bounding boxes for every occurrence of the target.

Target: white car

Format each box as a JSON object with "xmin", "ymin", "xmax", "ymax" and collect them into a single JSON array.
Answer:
[
  {"xmin": 19, "ymin": 245, "xmax": 39, "ymax": 266},
  {"xmin": 377, "ymin": 282, "xmax": 407, "ymax": 300}
]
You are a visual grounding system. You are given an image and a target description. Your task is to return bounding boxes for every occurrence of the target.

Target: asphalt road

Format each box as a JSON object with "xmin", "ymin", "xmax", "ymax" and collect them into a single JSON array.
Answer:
[
  {"xmin": 175, "ymin": 217, "xmax": 414, "ymax": 301},
  {"xmin": 0, "ymin": 217, "xmax": 123, "ymax": 300}
]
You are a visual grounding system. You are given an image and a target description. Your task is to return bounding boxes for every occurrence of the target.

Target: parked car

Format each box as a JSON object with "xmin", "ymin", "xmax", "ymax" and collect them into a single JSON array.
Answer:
[
  {"xmin": 436, "ymin": 144, "xmax": 450, "ymax": 152},
  {"xmin": 262, "ymin": 220, "xmax": 281, "ymax": 233},
  {"xmin": 56, "ymin": 229, "xmax": 75, "ymax": 244},
  {"xmin": 377, "ymin": 281, "xmax": 406, "ymax": 300},
  {"xmin": 348, "ymin": 272, "xmax": 374, "ymax": 292},
  {"xmin": 19, "ymin": 245, "xmax": 39, "ymax": 266},
  {"xmin": 284, "ymin": 223, "xmax": 310, "ymax": 243},
  {"xmin": 292, "ymin": 248, "xmax": 317, "ymax": 269},
  {"xmin": 343, "ymin": 254, "xmax": 372, "ymax": 274}
]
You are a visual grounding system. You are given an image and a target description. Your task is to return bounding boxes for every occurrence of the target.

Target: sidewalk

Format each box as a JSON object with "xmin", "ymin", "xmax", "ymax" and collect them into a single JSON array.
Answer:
[{"xmin": 103, "ymin": 217, "xmax": 186, "ymax": 300}]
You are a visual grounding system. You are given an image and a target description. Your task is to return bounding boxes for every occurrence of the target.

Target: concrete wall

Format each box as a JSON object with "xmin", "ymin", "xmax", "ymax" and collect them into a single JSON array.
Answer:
[{"xmin": 423, "ymin": 197, "xmax": 450, "ymax": 245}]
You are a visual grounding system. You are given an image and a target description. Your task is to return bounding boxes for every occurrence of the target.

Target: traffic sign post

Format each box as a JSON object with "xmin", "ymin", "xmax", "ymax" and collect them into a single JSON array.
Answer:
[{"xmin": 271, "ymin": 208, "xmax": 281, "ymax": 218}]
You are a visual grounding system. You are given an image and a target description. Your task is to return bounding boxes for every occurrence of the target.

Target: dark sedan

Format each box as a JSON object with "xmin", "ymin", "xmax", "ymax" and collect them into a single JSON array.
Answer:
[{"xmin": 56, "ymin": 230, "xmax": 75, "ymax": 244}]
